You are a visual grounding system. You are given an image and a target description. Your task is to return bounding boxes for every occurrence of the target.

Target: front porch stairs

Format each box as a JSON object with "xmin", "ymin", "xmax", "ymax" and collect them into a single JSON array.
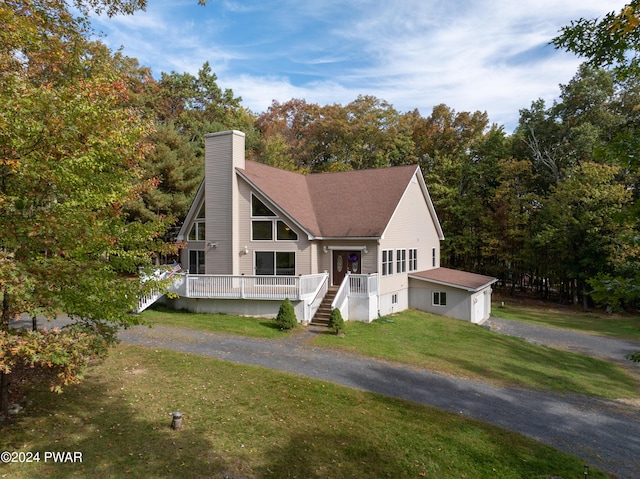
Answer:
[{"xmin": 310, "ymin": 286, "xmax": 338, "ymax": 327}]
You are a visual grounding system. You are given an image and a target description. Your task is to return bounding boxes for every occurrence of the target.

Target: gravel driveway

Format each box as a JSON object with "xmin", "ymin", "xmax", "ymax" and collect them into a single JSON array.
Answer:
[{"xmin": 485, "ymin": 316, "xmax": 640, "ymax": 364}]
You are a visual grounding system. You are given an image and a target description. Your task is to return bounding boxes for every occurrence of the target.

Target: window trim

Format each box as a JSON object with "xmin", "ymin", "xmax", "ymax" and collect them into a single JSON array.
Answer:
[
  {"xmin": 251, "ymin": 220, "xmax": 274, "ymax": 241},
  {"xmin": 254, "ymin": 250, "xmax": 296, "ymax": 276},
  {"xmin": 276, "ymin": 220, "xmax": 298, "ymax": 241},
  {"xmin": 188, "ymin": 221, "xmax": 205, "ymax": 241},
  {"xmin": 250, "ymin": 193, "xmax": 298, "ymax": 242},
  {"xmin": 433, "ymin": 291, "xmax": 447, "ymax": 306},
  {"xmin": 188, "ymin": 249, "xmax": 205, "ymax": 274},
  {"xmin": 409, "ymin": 249, "xmax": 418, "ymax": 271},
  {"xmin": 382, "ymin": 249, "xmax": 393, "ymax": 276},
  {"xmin": 396, "ymin": 249, "xmax": 406, "ymax": 273},
  {"xmin": 251, "ymin": 193, "xmax": 276, "ymax": 217}
]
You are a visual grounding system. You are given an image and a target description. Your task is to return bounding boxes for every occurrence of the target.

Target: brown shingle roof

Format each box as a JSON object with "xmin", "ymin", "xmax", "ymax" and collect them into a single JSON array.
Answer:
[
  {"xmin": 238, "ymin": 161, "xmax": 421, "ymax": 238},
  {"xmin": 409, "ymin": 267, "xmax": 497, "ymax": 291}
]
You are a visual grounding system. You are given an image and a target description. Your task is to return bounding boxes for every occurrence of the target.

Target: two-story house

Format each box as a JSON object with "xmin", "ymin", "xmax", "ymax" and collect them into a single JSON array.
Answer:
[{"xmin": 158, "ymin": 130, "xmax": 496, "ymax": 324}]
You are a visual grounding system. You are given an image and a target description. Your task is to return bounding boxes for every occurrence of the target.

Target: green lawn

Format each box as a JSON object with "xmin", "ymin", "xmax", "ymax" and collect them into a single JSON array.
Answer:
[
  {"xmin": 492, "ymin": 299, "xmax": 640, "ymax": 340},
  {"xmin": 0, "ymin": 345, "xmax": 609, "ymax": 479},
  {"xmin": 141, "ymin": 306, "xmax": 640, "ymax": 399},
  {"xmin": 312, "ymin": 309, "xmax": 639, "ymax": 398},
  {"xmin": 141, "ymin": 306, "xmax": 288, "ymax": 338}
]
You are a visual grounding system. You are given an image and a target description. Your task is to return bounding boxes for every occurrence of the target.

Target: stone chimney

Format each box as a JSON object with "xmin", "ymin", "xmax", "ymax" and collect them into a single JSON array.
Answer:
[{"xmin": 204, "ymin": 130, "xmax": 245, "ymax": 274}]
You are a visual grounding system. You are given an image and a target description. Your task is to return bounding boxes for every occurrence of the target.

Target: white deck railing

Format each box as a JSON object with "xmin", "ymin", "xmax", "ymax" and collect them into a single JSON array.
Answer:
[
  {"xmin": 349, "ymin": 273, "xmax": 379, "ymax": 297},
  {"xmin": 139, "ymin": 270, "xmax": 379, "ymax": 321},
  {"xmin": 178, "ymin": 273, "xmax": 329, "ymax": 301}
]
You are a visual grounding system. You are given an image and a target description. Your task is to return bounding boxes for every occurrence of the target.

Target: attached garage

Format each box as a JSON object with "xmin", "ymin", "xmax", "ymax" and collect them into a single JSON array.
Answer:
[{"xmin": 408, "ymin": 268, "xmax": 497, "ymax": 323}]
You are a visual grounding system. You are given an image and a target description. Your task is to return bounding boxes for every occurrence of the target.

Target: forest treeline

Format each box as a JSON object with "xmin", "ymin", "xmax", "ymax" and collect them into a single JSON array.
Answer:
[{"xmin": 123, "ymin": 58, "xmax": 639, "ymax": 311}]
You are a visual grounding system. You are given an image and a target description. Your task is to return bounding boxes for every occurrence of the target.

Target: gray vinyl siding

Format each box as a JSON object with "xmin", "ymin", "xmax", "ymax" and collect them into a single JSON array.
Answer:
[
  {"xmin": 204, "ymin": 131, "xmax": 245, "ymax": 274},
  {"xmin": 408, "ymin": 278, "xmax": 472, "ymax": 322},
  {"xmin": 237, "ymin": 180, "xmax": 313, "ymax": 276},
  {"xmin": 379, "ymin": 174, "xmax": 441, "ymax": 296}
]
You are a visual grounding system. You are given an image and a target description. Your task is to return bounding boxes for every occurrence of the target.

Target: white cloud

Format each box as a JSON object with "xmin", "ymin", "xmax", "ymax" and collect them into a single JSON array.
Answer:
[{"xmin": 89, "ymin": 0, "xmax": 629, "ymax": 131}]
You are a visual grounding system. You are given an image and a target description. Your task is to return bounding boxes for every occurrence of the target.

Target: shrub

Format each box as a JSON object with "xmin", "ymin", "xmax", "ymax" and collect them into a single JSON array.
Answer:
[
  {"xmin": 275, "ymin": 298, "xmax": 297, "ymax": 330},
  {"xmin": 328, "ymin": 308, "xmax": 344, "ymax": 335}
]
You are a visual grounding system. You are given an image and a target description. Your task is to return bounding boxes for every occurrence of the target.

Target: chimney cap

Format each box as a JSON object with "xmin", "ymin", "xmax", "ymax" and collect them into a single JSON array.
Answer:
[{"xmin": 204, "ymin": 130, "xmax": 245, "ymax": 139}]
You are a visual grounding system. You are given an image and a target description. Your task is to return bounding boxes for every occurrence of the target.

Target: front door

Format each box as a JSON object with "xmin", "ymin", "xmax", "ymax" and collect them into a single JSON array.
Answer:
[{"xmin": 332, "ymin": 250, "xmax": 360, "ymax": 286}]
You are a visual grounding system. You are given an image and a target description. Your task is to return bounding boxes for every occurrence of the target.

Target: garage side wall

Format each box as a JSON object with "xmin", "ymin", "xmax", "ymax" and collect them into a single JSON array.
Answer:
[{"xmin": 408, "ymin": 278, "xmax": 472, "ymax": 322}]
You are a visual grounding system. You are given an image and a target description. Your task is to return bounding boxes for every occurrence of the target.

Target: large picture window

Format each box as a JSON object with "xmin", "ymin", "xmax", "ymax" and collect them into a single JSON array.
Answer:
[{"xmin": 255, "ymin": 251, "xmax": 295, "ymax": 275}]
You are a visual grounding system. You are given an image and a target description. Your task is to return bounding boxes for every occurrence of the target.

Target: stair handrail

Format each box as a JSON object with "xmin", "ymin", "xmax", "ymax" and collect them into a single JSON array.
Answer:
[
  {"xmin": 305, "ymin": 273, "xmax": 329, "ymax": 323},
  {"xmin": 331, "ymin": 273, "xmax": 350, "ymax": 314}
]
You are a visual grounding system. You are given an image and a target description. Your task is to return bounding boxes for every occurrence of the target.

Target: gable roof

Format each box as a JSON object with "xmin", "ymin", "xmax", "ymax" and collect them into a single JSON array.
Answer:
[
  {"xmin": 237, "ymin": 160, "xmax": 442, "ymax": 239},
  {"xmin": 409, "ymin": 268, "xmax": 497, "ymax": 292}
]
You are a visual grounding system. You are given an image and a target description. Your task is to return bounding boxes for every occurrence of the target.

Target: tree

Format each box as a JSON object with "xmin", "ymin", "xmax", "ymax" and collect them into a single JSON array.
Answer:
[
  {"xmin": 554, "ymin": 6, "xmax": 640, "ymax": 312},
  {"xmin": 530, "ymin": 162, "xmax": 632, "ymax": 306},
  {"xmin": 327, "ymin": 308, "xmax": 345, "ymax": 335},
  {"xmin": 553, "ymin": 1, "xmax": 640, "ymax": 80},
  {"xmin": 274, "ymin": 298, "xmax": 297, "ymax": 330},
  {"xmin": 126, "ymin": 63, "xmax": 257, "ymax": 226},
  {"xmin": 412, "ymin": 104, "xmax": 490, "ymax": 271},
  {"xmin": 255, "ymin": 96, "xmax": 416, "ymax": 172},
  {"xmin": 124, "ymin": 122, "xmax": 203, "ymax": 225},
  {"xmin": 0, "ymin": 0, "xmax": 172, "ymax": 414}
]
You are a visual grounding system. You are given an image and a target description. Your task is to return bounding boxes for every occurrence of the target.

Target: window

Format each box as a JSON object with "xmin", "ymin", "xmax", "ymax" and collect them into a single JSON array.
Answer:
[
  {"xmin": 251, "ymin": 195, "xmax": 297, "ymax": 242},
  {"xmin": 189, "ymin": 250, "xmax": 205, "ymax": 274},
  {"xmin": 433, "ymin": 291, "xmax": 447, "ymax": 306},
  {"xmin": 432, "ymin": 247, "xmax": 437, "ymax": 267},
  {"xmin": 382, "ymin": 250, "xmax": 393, "ymax": 276},
  {"xmin": 276, "ymin": 251, "xmax": 295, "ymax": 275},
  {"xmin": 396, "ymin": 249, "xmax": 406, "ymax": 273},
  {"xmin": 277, "ymin": 221, "xmax": 298, "ymax": 241},
  {"xmin": 392, "ymin": 293, "xmax": 398, "ymax": 304},
  {"xmin": 255, "ymin": 251, "xmax": 295, "ymax": 275},
  {"xmin": 188, "ymin": 204, "xmax": 205, "ymax": 241},
  {"xmin": 252, "ymin": 221, "xmax": 273, "ymax": 240},
  {"xmin": 409, "ymin": 249, "xmax": 418, "ymax": 271},
  {"xmin": 252, "ymin": 195, "xmax": 276, "ymax": 217}
]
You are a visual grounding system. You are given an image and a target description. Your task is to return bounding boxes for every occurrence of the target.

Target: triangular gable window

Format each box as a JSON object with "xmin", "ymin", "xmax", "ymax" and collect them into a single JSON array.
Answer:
[{"xmin": 252, "ymin": 195, "xmax": 276, "ymax": 217}]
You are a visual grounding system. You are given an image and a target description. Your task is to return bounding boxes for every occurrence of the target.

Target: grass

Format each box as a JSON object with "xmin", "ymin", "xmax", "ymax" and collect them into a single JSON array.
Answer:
[
  {"xmin": 312, "ymin": 310, "xmax": 639, "ymax": 399},
  {"xmin": 491, "ymin": 298, "xmax": 640, "ymax": 341},
  {"xmin": 0, "ymin": 345, "xmax": 610, "ymax": 479},
  {"xmin": 141, "ymin": 306, "xmax": 287, "ymax": 338},
  {"xmin": 141, "ymin": 306, "xmax": 640, "ymax": 399}
]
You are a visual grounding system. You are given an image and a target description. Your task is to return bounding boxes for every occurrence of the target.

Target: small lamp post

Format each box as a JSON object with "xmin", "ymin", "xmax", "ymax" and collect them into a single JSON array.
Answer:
[{"xmin": 171, "ymin": 411, "xmax": 183, "ymax": 430}]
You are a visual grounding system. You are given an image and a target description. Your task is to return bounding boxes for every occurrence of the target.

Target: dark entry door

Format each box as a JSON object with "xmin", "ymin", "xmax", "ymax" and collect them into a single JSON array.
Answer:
[{"xmin": 332, "ymin": 250, "xmax": 360, "ymax": 286}]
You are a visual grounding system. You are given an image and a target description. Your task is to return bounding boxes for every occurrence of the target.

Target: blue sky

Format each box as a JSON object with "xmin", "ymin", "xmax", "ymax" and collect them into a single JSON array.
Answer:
[{"xmin": 89, "ymin": 0, "xmax": 627, "ymax": 132}]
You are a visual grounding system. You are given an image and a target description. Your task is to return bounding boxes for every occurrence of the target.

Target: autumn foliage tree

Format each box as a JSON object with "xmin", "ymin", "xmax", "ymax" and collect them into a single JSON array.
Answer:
[{"xmin": 0, "ymin": 0, "xmax": 173, "ymax": 415}]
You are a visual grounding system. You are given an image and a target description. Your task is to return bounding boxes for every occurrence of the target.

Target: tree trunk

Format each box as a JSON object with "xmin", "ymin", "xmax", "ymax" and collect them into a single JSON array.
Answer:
[
  {"xmin": 1, "ymin": 290, "xmax": 11, "ymax": 417},
  {"xmin": 1, "ymin": 290, "xmax": 9, "ymax": 330},
  {"xmin": 0, "ymin": 372, "xmax": 9, "ymax": 417}
]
